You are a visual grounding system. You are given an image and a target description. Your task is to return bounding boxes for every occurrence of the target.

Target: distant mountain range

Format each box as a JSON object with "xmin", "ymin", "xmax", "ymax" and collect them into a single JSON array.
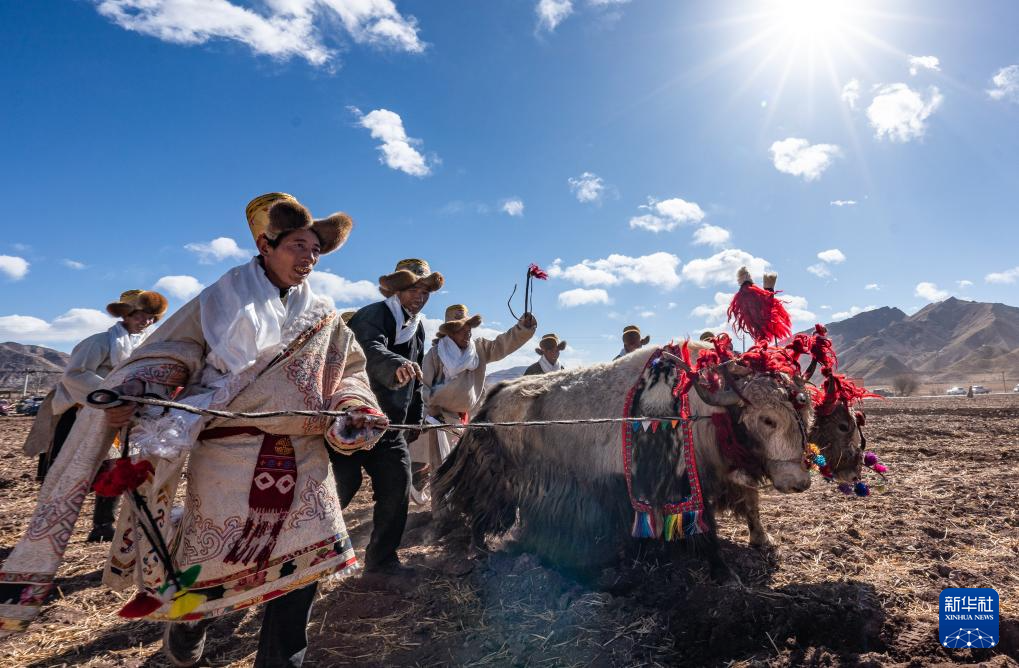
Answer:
[
  {"xmin": 819, "ymin": 297, "xmax": 1019, "ymax": 383},
  {"xmin": 0, "ymin": 342, "xmax": 69, "ymax": 392}
]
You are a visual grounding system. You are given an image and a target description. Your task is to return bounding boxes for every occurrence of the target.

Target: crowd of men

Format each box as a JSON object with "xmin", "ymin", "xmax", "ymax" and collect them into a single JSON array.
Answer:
[{"xmin": 8, "ymin": 192, "xmax": 656, "ymax": 667}]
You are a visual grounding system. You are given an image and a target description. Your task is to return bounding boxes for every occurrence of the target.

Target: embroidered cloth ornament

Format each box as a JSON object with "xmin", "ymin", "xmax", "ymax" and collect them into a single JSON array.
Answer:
[{"xmin": 622, "ymin": 345, "xmax": 707, "ymax": 542}]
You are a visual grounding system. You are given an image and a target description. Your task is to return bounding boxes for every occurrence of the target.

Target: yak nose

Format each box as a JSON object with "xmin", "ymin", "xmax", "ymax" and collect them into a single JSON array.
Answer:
[{"xmin": 790, "ymin": 477, "xmax": 811, "ymax": 492}]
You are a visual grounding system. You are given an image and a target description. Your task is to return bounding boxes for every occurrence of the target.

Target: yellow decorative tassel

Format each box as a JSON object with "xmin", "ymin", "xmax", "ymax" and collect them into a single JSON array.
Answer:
[{"xmin": 168, "ymin": 591, "xmax": 207, "ymax": 619}]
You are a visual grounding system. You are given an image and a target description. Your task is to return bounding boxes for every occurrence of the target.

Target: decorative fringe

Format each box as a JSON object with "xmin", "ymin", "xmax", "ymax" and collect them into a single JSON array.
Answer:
[
  {"xmin": 224, "ymin": 510, "xmax": 287, "ymax": 566},
  {"xmin": 662, "ymin": 513, "xmax": 680, "ymax": 541},
  {"xmin": 168, "ymin": 591, "xmax": 207, "ymax": 619},
  {"xmin": 631, "ymin": 511, "xmax": 657, "ymax": 539},
  {"xmin": 727, "ymin": 277, "xmax": 792, "ymax": 342}
]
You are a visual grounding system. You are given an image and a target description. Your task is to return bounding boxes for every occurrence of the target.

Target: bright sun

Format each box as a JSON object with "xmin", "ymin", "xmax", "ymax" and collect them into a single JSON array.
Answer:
[{"xmin": 768, "ymin": 0, "xmax": 851, "ymax": 43}]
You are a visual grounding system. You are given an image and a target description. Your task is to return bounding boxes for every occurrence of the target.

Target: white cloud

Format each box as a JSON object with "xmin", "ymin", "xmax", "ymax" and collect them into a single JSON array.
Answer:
[
  {"xmin": 831, "ymin": 305, "xmax": 878, "ymax": 321},
  {"xmin": 681, "ymin": 249, "xmax": 770, "ymax": 287},
  {"xmin": 637, "ymin": 310, "xmax": 655, "ymax": 319},
  {"xmin": 0, "ymin": 255, "xmax": 30, "ymax": 280},
  {"xmin": 957, "ymin": 279, "xmax": 973, "ymax": 288},
  {"xmin": 817, "ymin": 248, "xmax": 846, "ymax": 264},
  {"xmin": 692, "ymin": 224, "xmax": 731, "ymax": 248},
  {"xmin": 830, "ymin": 199, "xmax": 857, "ymax": 207},
  {"xmin": 308, "ymin": 271, "xmax": 379, "ymax": 304},
  {"xmin": 988, "ymin": 65, "xmax": 1019, "ymax": 103},
  {"xmin": 691, "ymin": 292, "xmax": 730, "ymax": 323},
  {"xmin": 867, "ymin": 84, "xmax": 943, "ymax": 142},
  {"xmin": 865, "ymin": 283, "xmax": 881, "ymax": 291},
  {"xmin": 558, "ymin": 287, "xmax": 610, "ymax": 308},
  {"xmin": 184, "ymin": 236, "xmax": 250, "ymax": 263},
  {"xmin": 62, "ymin": 259, "xmax": 87, "ymax": 270},
  {"xmin": 985, "ymin": 266, "xmax": 1019, "ymax": 284},
  {"xmin": 782, "ymin": 294, "xmax": 817, "ymax": 325},
  {"xmin": 351, "ymin": 107, "xmax": 433, "ymax": 177},
  {"xmin": 807, "ymin": 263, "xmax": 831, "ymax": 278},
  {"xmin": 908, "ymin": 55, "xmax": 940, "ymax": 76},
  {"xmin": 154, "ymin": 275, "xmax": 205, "ymax": 300},
  {"xmin": 0, "ymin": 308, "xmax": 116, "ymax": 343},
  {"xmin": 536, "ymin": 0, "xmax": 573, "ymax": 32},
  {"xmin": 629, "ymin": 197, "xmax": 705, "ymax": 232},
  {"xmin": 841, "ymin": 79, "xmax": 861, "ymax": 109},
  {"xmin": 547, "ymin": 252, "xmax": 681, "ymax": 290},
  {"xmin": 770, "ymin": 137, "xmax": 841, "ymax": 181},
  {"xmin": 568, "ymin": 172, "xmax": 605, "ymax": 204},
  {"xmin": 501, "ymin": 199, "xmax": 525, "ymax": 217},
  {"xmin": 915, "ymin": 281, "xmax": 949, "ymax": 302},
  {"xmin": 94, "ymin": 0, "xmax": 424, "ymax": 67}
]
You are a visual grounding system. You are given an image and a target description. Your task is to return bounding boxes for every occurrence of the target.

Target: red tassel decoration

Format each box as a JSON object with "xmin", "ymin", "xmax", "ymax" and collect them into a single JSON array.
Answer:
[
  {"xmin": 117, "ymin": 592, "xmax": 163, "ymax": 618},
  {"xmin": 727, "ymin": 270, "xmax": 792, "ymax": 343}
]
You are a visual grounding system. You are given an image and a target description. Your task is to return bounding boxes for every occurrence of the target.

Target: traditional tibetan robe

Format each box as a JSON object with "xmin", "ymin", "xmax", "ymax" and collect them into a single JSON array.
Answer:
[
  {"xmin": 412, "ymin": 322, "xmax": 534, "ymax": 471},
  {"xmin": 0, "ymin": 279, "xmax": 381, "ymax": 635}
]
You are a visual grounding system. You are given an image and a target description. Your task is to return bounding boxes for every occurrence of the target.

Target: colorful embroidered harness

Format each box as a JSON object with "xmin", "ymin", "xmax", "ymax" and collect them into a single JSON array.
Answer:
[{"xmin": 622, "ymin": 348, "xmax": 708, "ymax": 541}]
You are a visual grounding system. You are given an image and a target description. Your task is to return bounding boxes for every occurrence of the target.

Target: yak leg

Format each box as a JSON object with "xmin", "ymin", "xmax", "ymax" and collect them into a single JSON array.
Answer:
[
  {"xmin": 741, "ymin": 488, "xmax": 775, "ymax": 549},
  {"xmin": 700, "ymin": 504, "xmax": 741, "ymax": 585}
]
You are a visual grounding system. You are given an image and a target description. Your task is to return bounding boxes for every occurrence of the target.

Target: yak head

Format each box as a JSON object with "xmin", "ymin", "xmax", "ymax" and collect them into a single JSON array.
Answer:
[
  {"xmin": 660, "ymin": 350, "xmax": 815, "ymax": 493},
  {"xmin": 810, "ymin": 401, "xmax": 864, "ymax": 482}
]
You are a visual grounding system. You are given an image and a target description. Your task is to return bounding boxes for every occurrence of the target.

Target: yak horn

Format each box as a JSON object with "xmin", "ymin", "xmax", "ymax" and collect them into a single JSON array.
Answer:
[
  {"xmin": 659, "ymin": 350, "xmax": 693, "ymax": 373},
  {"xmin": 763, "ymin": 272, "xmax": 778, "ymax": 291},
  {"xmin": 691, "ymin": 382, "xmax": 743, "ymax": 407}
]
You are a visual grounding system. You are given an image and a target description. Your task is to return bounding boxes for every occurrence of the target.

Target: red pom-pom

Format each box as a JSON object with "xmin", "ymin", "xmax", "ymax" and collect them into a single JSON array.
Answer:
[
  {"xmin": 92, "ymin": 459, "xmax": 154, "ymax": 497},
  {"xmin": 528, "ymin": 263, "xmax": 549, "ymax": 280}
]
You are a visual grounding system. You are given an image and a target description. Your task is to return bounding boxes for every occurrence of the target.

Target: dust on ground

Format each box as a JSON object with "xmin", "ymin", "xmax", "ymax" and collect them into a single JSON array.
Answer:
[{"xmin": 2, "ymin": 394, "xmax": 1018, "ymax": 666}]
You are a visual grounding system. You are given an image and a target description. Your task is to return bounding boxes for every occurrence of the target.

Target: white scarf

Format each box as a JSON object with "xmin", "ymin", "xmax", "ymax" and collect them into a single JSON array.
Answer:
[
  {"xmin": 108, "ymin": 322, "xmax": 147, "ymax": 367},
  {"xmin": 385, "ymin": 294, "xmax": 421, "ymax": 346},
  {"xmin": 436, "ymin": 336, "xmax": 479, "ymax": 382},
  {"xmin": 200, "ymin": 257, "xmax": 322, "ymax": 375},
  {"xmin": 538, "ymin": 356, "xmax": 562, "ymax": 373}
]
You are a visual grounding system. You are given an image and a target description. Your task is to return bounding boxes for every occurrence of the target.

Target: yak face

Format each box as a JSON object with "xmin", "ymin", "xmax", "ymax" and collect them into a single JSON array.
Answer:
[
  {"xmin": 730, "ymin": 373, "xmax": 814, "ymax": 493},
  {"xmin": 811, "ymin": 401, "xmax": 863, "ymax": 482}
]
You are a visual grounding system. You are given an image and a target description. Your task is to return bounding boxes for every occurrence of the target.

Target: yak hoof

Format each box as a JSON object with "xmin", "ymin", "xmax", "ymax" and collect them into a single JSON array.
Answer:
[
  {"xmin": 710, "ymin": 562, "xmax": 742, "ymax": 586},
  {"xmin": 749, "ymin": 531, "xmax": 776, "ymax": 549}
]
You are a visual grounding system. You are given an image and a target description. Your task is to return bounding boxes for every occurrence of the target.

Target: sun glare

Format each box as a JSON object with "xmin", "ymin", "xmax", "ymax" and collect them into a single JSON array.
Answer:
[{"xmin": 770, "ymin": 0, "xmax": 850, "ymax": 41}]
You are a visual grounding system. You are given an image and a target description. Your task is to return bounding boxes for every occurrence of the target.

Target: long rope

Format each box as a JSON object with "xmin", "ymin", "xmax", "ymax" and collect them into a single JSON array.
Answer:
[{"xmin": 110, "ymin": 394, "xmax": 706, "ymax": 431}]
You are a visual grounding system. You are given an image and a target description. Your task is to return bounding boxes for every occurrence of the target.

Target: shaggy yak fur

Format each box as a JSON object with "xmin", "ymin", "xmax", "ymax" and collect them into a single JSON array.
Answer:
[{"xmin": 434, "ymin": 343, "xmax": 816, "ymax": 581}]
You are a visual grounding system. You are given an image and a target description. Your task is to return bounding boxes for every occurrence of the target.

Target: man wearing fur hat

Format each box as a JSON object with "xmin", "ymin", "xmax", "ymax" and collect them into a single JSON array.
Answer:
[
  {"xmin": 414, "ymin": 306, "xmax": 537, "ymax": 482},
  {"xmin": 332, "ymin": 258, "xmax": 443, "ymax": 578},
  {"xmin": 524, "ymin": 333, "xmax": 567, "ymax": 375},
  {"xmin": 1, "ymin": 193, "xmax": 389, "ymax": 667},
  {"xmin": 24, "ymin": 289, "xmax": 167, "ymax": 542},
  {"xmin": 613, "ymin": 325, "xmax": 651, "ymax": 360}
]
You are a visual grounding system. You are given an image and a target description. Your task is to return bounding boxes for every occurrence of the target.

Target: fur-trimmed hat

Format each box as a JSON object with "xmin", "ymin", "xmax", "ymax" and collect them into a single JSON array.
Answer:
[
  {"xmin": 699, "ymin": 330, "xmax": 716, "ymax": 342},
  {"xmin": 437, "ymin": 304, "xmax": 482, "ymax": 338},
  {"xmin": 378, "ymin": 259, "xmax": 445, "ymax": 298},
  {"xmin": 340, "ymin": 310, "xmax": 357, "ymax": 325},
  {"xmin": 246, "ymin": 192, "xmax": 352, "ymax": 256},
  {"xmin": 622, "ymin": 325, "xmax": 651, "ymax": 346},
  {"xmin": 106, "ymin": 290, "xmax": 169, "ymax": 320},
  {"xmin": 535, "ymin": 333, "xmax": 567, "ymax": 355}
]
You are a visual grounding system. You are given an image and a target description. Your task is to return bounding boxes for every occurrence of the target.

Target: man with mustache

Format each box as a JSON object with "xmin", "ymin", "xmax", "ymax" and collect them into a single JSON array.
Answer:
[{"xmin": 332, "ymin": 258, "xmax": 443, "ymax": 580}]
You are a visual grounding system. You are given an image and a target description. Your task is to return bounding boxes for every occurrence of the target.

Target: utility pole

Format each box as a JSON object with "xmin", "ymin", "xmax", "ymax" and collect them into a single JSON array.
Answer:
[
  {"xmin": 23, "ymin": 374, "xmax": 29, "ymax": 397},
  {"xmin": 1003, "ymin": 370, "xmax": 1008, "ymax": 393}
]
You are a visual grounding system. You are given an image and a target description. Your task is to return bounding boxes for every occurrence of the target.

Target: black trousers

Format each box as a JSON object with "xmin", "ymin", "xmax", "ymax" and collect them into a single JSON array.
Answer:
[
  {"xmin": 175, "ymin": 582, "xmax": 318, "ymax": 667},
  {"xmin": 36, "ymin": 406, "xmax": 79, "ymax": 480},
  {"xmin": 329, "ymin": 434, "xmax": 411, "ymax": 570},
  {"xmin": 254, "ymin": 583, "xmax": 319, "ymax": 667}
]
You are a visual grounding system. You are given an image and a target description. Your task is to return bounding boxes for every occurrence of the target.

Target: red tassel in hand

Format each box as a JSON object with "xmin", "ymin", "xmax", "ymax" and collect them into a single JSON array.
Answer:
[{"xmin": 726, "ymin": 267, "xmax": 792, "ymax": 343}]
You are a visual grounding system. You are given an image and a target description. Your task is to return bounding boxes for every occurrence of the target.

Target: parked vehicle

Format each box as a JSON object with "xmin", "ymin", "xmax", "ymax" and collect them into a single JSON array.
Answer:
[
  {"xmin": 945, "ymin": 386, "xmax": 967, "ymax": 396},
  {"xmin": 1014, "ymin": 384, "xmax": 1019, "ymax": 393},
  {"xmin": 871, "ymin": 388, "xmax": 896, "ymax": 397},
  {"xmin": 15, "ymin": 396, "xmax": 44, "ymax": 415},
  {"xmin": 971, "ymin": 385, "xmax": 991, "ymax": 394},
  {"xmin": 0, "ymin": 399, "xmax": 10, "ymax": 416}
]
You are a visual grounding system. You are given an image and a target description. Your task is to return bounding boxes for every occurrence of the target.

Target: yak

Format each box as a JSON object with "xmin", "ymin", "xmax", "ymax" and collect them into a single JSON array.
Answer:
[{"xmin": 434, "ymin": 342, "xmax": 815, "ymax": 581}]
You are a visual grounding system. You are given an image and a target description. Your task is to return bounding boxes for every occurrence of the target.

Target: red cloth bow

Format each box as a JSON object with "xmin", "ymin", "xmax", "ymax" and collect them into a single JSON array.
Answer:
[{"xmin": 93, "ymin": 458, "xmax": 154, "ymax": 498}]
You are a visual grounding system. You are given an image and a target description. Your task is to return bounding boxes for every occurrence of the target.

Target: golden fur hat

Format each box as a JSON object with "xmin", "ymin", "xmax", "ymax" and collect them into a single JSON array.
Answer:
[
  {"xmin": 622, "ymin": 325, "xmax": 651, "ymax": 346},
  {"xmin": 437, "ymin": 304, "xmax": 483, "ymax": 338},
  {"xmin": 245, "ymin": 192, "xmax": 352, "ymax": 256},
  {"xmin": 378, "ymin": 258, "xmax": 445, "ymax": 298},
  {"xmin": 535, "ymin": 333, "xmax": 567, "ymax": 355},
  {"xmin": 340, "ymin": 310, "xmax": 357, "ymax": 325},
  {"xmin": 699, "ymin": 330, "xmax": 716, "ymax": 342},
  {"xmin": 106, "ymin": 290, "xmax": 169, "ymax": 320}
]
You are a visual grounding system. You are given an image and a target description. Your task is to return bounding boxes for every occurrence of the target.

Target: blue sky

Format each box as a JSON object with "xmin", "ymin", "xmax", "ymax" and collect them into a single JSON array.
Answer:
[{"xmin": 2, "ymin": 0, "xmax": 1018, "ymax": 370}]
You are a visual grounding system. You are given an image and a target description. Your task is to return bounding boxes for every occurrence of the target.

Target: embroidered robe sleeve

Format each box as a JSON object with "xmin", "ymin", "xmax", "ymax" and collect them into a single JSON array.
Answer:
[
  {"xmin": 59, "ymin": 332, "xmax": 111, "ymax": 405},
  {"xmin": 116, "ymin": 299, "xmax": 206, "ymax": 396},
  {"xmin": 326, "ymin": 334, "xmax": 387, "ymax": 455},
  {"xmin": 420, "ymin": 346, "xmax": 441, "ymax": 407},
  {"xmin": 476, "ymin": 321, "xmax": 537, "ymax": 366}
]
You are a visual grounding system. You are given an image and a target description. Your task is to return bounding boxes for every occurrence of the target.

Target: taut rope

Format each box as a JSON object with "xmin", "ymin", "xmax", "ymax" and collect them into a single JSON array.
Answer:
[{"xmin": 86, "ymin": 391, "xmax": 706, "ymax": 433}]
